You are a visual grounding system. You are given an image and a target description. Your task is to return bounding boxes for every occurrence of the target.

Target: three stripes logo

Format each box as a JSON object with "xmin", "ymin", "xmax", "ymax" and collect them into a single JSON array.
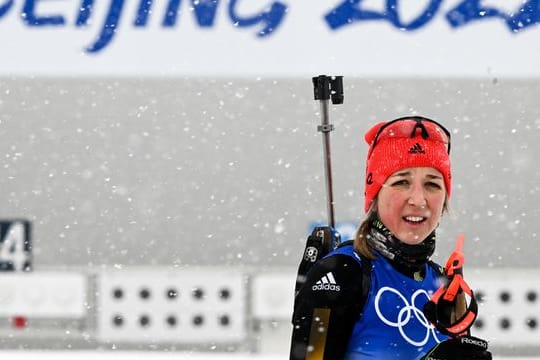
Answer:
[
  {"xmin": 312, "ymin": 272, "xmax": 341, "ymax": 292},
  {"xmin": 408, "ymin": 143, "xmax": 425, "ymax": 154}
]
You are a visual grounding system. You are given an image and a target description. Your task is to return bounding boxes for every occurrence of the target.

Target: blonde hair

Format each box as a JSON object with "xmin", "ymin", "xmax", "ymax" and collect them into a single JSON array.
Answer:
[{"xmin": 353, "ymin": 204, "xmax": 378, "ymax": 260}]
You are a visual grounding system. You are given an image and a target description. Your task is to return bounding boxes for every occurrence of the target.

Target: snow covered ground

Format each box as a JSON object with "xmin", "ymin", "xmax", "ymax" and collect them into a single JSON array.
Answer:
[{"xmin": 0, "ymin": 351, "xmax": 537, "ymax": 360}]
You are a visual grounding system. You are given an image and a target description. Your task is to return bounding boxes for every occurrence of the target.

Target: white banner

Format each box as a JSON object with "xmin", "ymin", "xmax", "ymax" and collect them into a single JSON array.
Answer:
[{"xmin": 1, "ymin": 0, "xmax": 539, "ymax": 77}]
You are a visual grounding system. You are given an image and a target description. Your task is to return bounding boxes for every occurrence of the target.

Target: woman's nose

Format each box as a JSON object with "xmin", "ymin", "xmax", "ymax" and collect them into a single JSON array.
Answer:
[{"xmin": 408, "ymin": 184, "xmax": 427, "ymax": 207}]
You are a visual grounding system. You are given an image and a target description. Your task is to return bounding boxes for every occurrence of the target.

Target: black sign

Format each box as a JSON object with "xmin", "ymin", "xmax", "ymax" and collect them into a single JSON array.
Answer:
[{"xmin": 0, "ymin": 220, "xmax": 32, "ymax": 271}]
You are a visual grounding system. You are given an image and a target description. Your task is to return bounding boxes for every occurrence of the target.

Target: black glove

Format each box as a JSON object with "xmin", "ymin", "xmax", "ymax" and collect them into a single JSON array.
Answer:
[{"xmin": 422, "ymin": 335, "xmax": 492, "ymax": 360}]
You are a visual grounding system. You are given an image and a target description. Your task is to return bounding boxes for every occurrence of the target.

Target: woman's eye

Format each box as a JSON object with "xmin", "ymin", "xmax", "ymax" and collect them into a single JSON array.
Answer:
[
  {"xmin": 426, "ymin": 182, "xmax": 442, "ymax": 189},
  {"xmin": 391, "ymin": 179, "xmax": 409, "ymax": 187}
]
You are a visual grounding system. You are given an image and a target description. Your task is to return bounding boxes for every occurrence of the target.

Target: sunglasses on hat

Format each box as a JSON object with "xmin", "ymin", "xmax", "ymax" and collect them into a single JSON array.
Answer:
[{"xmin": 368, "ymin": 116, "xmax": 451, "ymax": 156}]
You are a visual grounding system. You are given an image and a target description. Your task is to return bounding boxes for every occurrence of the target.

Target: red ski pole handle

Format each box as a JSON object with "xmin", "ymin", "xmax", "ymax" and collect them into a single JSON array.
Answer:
[
  {"xmin": 445, "ymin": 234, "xmax": 465, "ymax": 277},
  {"xmin": 424, "ymin": 234, "xmax": 478, "ymax": 337}
]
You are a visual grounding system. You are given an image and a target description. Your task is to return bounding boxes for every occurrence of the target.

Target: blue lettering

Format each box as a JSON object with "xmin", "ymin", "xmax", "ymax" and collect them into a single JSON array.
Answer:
[
  {"xmin": 134, "ymin": 0, "xmax": 222, "ymax": 28},
  {"xmin": 22, "ymin": 0, "xmax": 65, "ymax": 26},
  {"xmin": 128, "ymin": 0, "xmax": 182, "ymax": 27},
  {"xmin": 10, "ymin": 0, "xmax": 536, "ymax": 55},
  {"xmin": 447, "ymin": 0, "xmax": 540, "ymax": 32},
  {"xmin": 326, "ymin": 0, "xmax": 540, "ymax": 33},
  {"xmin": 326, "ymin": 0, "xmax": 441, "ymax": 30},
  {"xmin": 0, "ymin": 0, "xmax": 13, "ymax": 18},
  {"xmin": 192, "ymin": 0, "xmax": 219, "ymax": 27},
  {"xmin": 325, "ymin": 0, "xmax": 385, "ymax": 30},
  {"xmin": 160, "ymin": 0, "xmax": 221, "ymax": 27},
  {"xmin": 228, "ymin": 0, "xmax": 287, "ymax": 37},
  {"xmin": 446, "ymin": 0, "xmax": 508, "ymax": 27},
  {"xmin": 135, "ymin": 0, "xmax": 152, "ymax": 26},
  {"xmin": 386, "ymin": 0, "xmax": 442, "ymax": 30},
  {"xmin": 86, "ymin": 0, "xmax": 220, "ymax": 53},
  {"xmin": 85, "ymin": 0, "xmax": 286, "ymax": 52},
  {"xmin": 86, "ymin": 0, "xmax": 125, "ymax": 53},
  {"xmin": 509, "ymin": 0, "xmax": 540, "ymax": 31},
  {"xmin": 76, "ymin": 0, "xmax": 93, "ymax": 26},
  {"xmin": 163, "ymin": 0, "xmax": 180, "ymax": 26}
]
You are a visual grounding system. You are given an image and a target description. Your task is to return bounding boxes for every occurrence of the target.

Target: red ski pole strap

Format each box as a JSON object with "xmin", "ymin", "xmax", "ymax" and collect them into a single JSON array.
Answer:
[
  {"xmin": 424, "ymin": 274, "xmax": 478, "ymax": 337},
  {"xmin": 443, "ymin": 274, "xmax": 472, "ymax": 301},
  {"xmin": 423, "ymin": 234, "xmax": 479, "ymax": 337}
]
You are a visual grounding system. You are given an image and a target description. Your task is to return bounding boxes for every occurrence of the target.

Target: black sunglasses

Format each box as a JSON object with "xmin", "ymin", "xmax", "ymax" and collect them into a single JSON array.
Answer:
[{"xmin": 370, "ymin": 116, "xmax": 451, "ymax": 155}]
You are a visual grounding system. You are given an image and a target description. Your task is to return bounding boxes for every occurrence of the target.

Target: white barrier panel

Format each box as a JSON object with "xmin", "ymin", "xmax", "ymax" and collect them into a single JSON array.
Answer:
[
  {"xmin": 252, "ymin": 271, "xmax": 295, "ymax": 320},
  {"xmin": 0, "ymin": 271, "xmax": 87, "ymax": 318},
  {"xmin": 96, "ymin": 268, "xmax": 246, "ymax": 344},
  {"xmin": 468, "ymin": 268, "xmax": 540, "ymax": 346}
]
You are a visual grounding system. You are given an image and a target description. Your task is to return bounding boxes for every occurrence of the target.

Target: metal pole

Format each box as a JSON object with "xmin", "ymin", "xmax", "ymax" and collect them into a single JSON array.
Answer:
[
  {"xmin": 292, "ymin": 76, "xmax": 344, "ymax": 297},
  {"xmin": 312, "ymin": 75, "xmax": 343, "ymax": 229},
  {"xmin": 319, "ymin": 99, "xmax": 335, "ymax": 228}
]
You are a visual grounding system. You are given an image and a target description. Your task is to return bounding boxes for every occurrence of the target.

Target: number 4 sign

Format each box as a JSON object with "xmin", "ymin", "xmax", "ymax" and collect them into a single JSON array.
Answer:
[{"xmin": 0, "ymin": 220, "xmax": 32, "ymax": 272}]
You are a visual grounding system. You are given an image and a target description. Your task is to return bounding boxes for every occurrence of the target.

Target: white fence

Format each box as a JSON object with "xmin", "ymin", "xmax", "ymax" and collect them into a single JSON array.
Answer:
[
  {"xmin": 96, "ymin": 269, "xmax": 246, "ymax": 344},
  {"xmin": 0, "ymin": 272, "xmax": 86, "ymax": 319},
  {"xmin": 0, "ymin": 267, "xmax": 538, "ymax": 353},
  {"xmin": 467, "ymin": 269, "xmax": 539, "ymax": 345}
]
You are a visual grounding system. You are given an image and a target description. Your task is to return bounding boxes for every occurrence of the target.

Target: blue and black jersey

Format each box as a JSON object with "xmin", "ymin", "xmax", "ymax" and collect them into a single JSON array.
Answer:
[{"xmin": 290, "ymin": 244, "xmax": 447, "ymax": 359}]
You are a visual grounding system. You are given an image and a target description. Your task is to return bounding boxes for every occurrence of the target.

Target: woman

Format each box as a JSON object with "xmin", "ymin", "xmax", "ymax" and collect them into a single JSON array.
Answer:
[{"xmin": 290, "ymin": 116, "xmax": 491, "ymax": 359}]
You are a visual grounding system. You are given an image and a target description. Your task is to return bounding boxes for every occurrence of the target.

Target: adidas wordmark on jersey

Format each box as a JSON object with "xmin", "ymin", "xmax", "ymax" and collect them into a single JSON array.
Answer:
[{"xmin": 312, "ymin": 272, "xmax": 341, "ymax": 291}]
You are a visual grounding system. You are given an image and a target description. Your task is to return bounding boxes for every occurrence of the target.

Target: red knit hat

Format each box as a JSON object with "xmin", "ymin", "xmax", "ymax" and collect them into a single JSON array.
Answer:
[{"xmin": 364, "ymin": 116, "xmax": 452, "ymax": 212}]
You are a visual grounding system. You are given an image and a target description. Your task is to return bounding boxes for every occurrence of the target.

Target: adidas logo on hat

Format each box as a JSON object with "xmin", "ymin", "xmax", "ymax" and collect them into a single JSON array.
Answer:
[
  {"xmin": 312, "ymin": 272, "xmax": 341, "ymax": 291},
  {"xmin": 408, "ymin": 142, "xmax": 425, "ymax": 154}
]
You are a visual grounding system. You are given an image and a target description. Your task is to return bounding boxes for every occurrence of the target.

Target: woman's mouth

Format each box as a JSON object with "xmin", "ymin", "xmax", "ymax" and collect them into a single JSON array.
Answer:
[{"xmin": 403, "ymin": 216, "xmax": 426, "ymax": 224}]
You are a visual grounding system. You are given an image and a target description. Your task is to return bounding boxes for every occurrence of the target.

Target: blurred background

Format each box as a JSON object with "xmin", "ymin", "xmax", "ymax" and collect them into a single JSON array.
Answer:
[{"xmin": 1, "ymin": 0, "xmax": 539, "ymax": 358}]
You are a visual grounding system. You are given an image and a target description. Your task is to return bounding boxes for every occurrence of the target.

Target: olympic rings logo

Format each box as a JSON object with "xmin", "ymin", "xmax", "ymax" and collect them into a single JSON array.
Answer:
[{"xmin": 374, "ymin": 286, "xmax": 443, "ymax": 346}]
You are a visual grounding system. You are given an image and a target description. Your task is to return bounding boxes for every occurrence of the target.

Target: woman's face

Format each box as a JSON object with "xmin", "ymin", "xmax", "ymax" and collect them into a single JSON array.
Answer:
[{"xmin": 376, "ymin": 167, "xmax": 446, "ymax": 245}]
